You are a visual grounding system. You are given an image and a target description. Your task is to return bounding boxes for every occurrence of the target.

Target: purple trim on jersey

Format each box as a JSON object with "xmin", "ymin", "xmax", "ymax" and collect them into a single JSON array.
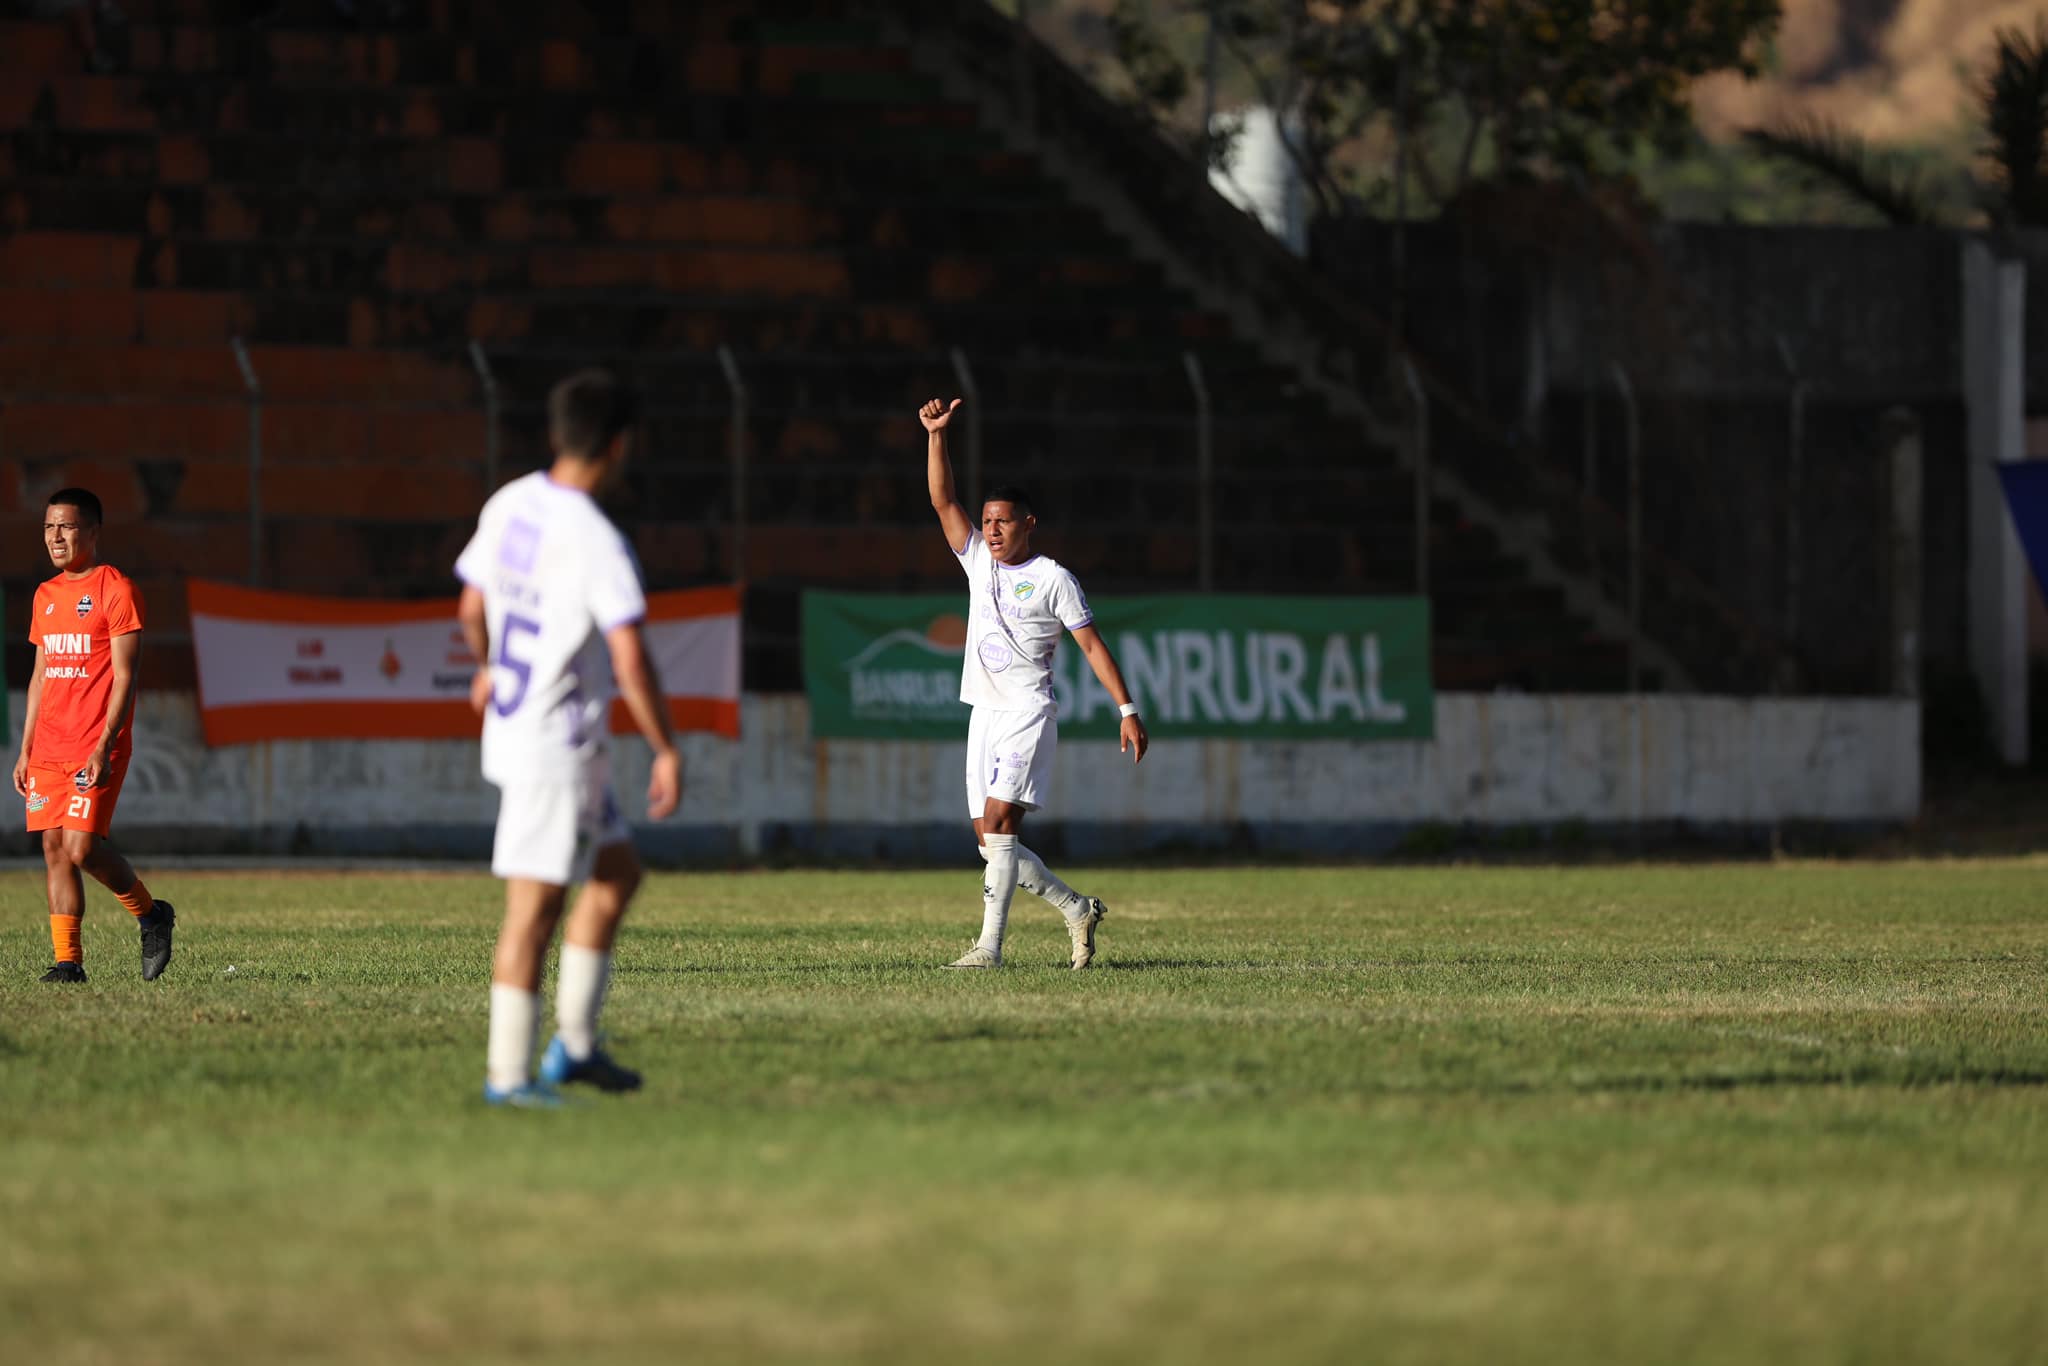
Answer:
[
  {"xmin": 1067, "ymin": 616, "xmax": 1095, "ymax": 631},
  {"xmin": 598, "ymin": 610, "xmax": 646, "ymax": 633},
  {"xmin": 456, "ymin": 564, "xmax": 486, "ymax": 587},
  {"xmin": 993, "ymin": 554, "xmax": 1043, "ymax": 571},
  {"xmin": 952, "ymin": 535, "xmax": 973, "ymax": 557}
]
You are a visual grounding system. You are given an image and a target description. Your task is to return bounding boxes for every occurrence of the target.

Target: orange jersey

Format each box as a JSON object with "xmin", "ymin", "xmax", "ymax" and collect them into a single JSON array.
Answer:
[{"xmin": 28, "ymin": 563, "xmax": 144, "ymax": 761}]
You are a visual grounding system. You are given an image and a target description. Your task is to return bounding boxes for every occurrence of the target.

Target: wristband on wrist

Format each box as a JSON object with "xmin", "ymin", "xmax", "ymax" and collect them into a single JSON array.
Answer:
[{"xmin": 1118, "ymin": 702, "xmax": 1141, "ymax": 719}]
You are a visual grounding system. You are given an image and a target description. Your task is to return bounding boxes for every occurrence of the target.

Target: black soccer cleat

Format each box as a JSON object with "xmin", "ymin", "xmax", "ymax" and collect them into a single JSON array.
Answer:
[
  {"xmin": 40, "ymin": 961, "xmax": 88, "ymax": 984},
  {"xmin": 139, "ymin": 900, "xmax": 175, "ymax": 981},
  {"xmin": 538, "ymin": 1036, "xmax": 643, "ymax": 1093}
]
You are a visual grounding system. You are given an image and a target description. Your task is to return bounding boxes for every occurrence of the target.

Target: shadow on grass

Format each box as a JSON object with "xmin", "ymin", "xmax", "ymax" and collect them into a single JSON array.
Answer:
[
  {"xmin": 1095, "ymin": 958, "xmax": 1356, "ymax": 972},
  {"xmin": 623, "ymin": 960, "xmax": 942, "ymax": 976},
  {"xmin": 1561, "ymin": 1066, "xmax": 2048, "ymax": 1094},
  {"xmin": 623, "ymin": 957, "xmax": 1324, "ymax": 975}
]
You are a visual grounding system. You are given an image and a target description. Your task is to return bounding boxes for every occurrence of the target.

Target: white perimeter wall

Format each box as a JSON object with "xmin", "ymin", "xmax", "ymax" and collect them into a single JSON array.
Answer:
[{"xmin": 4, "ymin": 692, "xmax": 1919, "ymax": 847}]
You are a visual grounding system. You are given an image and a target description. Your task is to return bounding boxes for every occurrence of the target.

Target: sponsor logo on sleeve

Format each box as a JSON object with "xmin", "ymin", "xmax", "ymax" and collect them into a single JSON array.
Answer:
[{"xmin": 501, "ymin": 518, "xmax": 542, "ymax": 573}]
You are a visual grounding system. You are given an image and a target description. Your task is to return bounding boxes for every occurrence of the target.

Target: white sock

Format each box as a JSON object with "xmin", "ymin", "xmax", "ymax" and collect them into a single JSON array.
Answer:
[
  {"xmin": 978, "ymin": 834, "xmax": 1019, "ymax": 956},
  {"xmin": 487, "ymin": 983, "xmax": 540, "ymax": 1093},
  {"xmin": 556, "ymin": 944, "xmax": 612, "ymax": 1062},
  {"xmin": 980, "ymin": 841, "xmax": 1085, "ymax": 917},
  {"xmin": 1018, "ymin": 846, "xmax": 1086, "ymax": 917}
]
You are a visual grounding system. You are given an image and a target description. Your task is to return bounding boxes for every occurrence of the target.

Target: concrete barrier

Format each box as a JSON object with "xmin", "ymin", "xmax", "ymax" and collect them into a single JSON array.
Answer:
[{"xmin": 2, "ymin": 691, "xmax": 1920, "ymax": 860}]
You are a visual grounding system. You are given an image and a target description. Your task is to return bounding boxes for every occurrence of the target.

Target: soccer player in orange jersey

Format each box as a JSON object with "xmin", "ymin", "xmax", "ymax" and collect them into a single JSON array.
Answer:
[{"xmin": 12, "ymin": 488, "xmax": 176, "ymax": 983}]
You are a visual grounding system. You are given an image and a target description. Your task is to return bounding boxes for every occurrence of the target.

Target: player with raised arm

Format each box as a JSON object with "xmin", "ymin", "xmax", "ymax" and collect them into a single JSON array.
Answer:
[
  {"xmin": 455, "ymin": 369, "xmax": 682, "ymax": 1107},
  {"xmin": 14, "ymin": 487, "xmax": 177, "ymax": 983},
  {"xmin": 920, "ymin": 397, "xmax": 1148, "ymax": 969}
]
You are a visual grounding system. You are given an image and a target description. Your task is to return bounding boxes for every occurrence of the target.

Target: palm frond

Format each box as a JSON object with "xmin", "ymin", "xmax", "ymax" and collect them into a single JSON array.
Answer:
[
  {"xmin": 1741, "ymin": 118, "xmax": 1943, "ymax": 227},
  {"xmin": 1976, "ymin": 20, "xmax": 2048, "ymax": 228}
]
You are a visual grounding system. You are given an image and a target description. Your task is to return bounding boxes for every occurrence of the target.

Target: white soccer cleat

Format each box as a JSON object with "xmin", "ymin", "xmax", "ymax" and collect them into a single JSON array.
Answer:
[
  {"xmin": 1067, "ymin": 897, "xmax": 1107, "ymax": 969},
  {"xmin": 943, "ymin": 944, "xmax": 1002, "ymax": 969}
]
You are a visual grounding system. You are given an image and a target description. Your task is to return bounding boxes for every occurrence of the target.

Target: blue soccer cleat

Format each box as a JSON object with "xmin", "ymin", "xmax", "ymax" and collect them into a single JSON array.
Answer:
[
  {"xmin": 538, "ymin": 1035, "xmax": 643, "ymax": 1093},
  {"xmin": 482, "ymin": 1081, "xmax": 568, "ymax": 1109}
]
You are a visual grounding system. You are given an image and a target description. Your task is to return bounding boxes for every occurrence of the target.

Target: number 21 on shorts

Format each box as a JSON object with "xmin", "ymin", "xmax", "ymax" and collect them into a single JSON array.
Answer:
[{"xmin": 67, "ymin": 794, "xmax": 92, "ymax": 821}]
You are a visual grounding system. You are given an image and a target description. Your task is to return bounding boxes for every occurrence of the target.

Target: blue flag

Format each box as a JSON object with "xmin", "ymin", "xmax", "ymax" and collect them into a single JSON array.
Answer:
[{"xmin": 1998, "ymin": 463, "xmax": 2048, "ymax": 596}]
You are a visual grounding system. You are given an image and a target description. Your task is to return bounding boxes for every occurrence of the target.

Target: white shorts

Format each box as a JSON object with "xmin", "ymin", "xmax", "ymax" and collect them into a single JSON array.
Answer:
[
  {"xmin": 490, "ymin": 762, "xmax": 631, "ymax": 886},
  {"xmin": 965, "ymin": 706, "xmax": 1057, "ymax": 815}
]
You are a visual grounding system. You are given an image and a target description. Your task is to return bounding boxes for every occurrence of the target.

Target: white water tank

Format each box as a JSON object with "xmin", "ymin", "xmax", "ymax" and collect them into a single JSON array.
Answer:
[{"xmin": 1207, "ymin": 106, "xmax": 1308, "ymax": 256}]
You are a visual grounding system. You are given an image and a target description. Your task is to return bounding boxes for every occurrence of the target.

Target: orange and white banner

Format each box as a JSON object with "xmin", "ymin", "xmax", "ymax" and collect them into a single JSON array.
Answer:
[{"xmin": 187, "ymin": 580, "xmax": 741, "ymax": 746}]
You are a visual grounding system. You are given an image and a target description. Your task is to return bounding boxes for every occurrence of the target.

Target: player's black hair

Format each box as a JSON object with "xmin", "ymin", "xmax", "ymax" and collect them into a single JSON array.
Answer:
[
  {"xmin": 548, "ymin": 368, "xmax": 642, "ymax": 460},
  {"xmin": 46, "ymin": 487, "xmax": 103, "ymax": 528},
  {"xmin": 982, "ymin": 485, "xmax": 1034, "ymax": 518}
]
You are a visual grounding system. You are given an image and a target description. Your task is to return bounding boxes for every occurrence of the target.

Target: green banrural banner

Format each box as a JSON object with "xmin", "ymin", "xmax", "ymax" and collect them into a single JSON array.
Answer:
[{"xmin": 802, "ymin": 592, "xmax": 1432, "ymax": 741}]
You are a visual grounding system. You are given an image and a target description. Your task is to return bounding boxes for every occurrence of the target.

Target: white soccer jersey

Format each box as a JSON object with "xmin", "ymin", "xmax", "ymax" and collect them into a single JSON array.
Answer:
[
  {"xmin": 954, "ymin": 529, "xmax": 1093, "ymax": 714},
  {"xmin": 454, "ymin": 471, "xmax": 646, "ymax": 784}
]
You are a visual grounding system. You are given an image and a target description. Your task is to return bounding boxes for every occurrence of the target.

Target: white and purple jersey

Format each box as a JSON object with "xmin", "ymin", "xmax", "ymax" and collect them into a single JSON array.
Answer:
[
  {"xmin": 954, "ymin": 529, "xmax": 1092, "ymax": 715},
  {"xmin": 455, "ymin": 471, "xmax": 646, "ymax": 784}
]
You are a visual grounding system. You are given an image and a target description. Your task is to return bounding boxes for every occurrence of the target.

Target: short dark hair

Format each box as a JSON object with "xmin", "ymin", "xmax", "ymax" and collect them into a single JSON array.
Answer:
[
  {"xmin": 548, "ymin": 368, "xmax": 641, "ymax": 460},
  {"xmin": 47, "ymin": 487, "xmax": 103, "ymax": 527},
  {"xmin": 982, "ymin": 485, "xmax": 1034, "ymax": 518}
]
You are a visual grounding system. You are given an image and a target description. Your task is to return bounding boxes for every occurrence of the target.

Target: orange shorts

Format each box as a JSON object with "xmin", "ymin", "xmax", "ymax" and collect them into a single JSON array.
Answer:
[{"xmin": 23, "ymin": 751, "xmax": 129, "ymax": 837}]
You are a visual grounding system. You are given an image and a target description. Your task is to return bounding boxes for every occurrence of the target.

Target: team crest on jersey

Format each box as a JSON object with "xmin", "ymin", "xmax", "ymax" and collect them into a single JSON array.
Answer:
[
  {"xmin": 1012, "ymin": 580, "xmax": 1035, "ymax": 600},
  {"xmin": 75, "ymin": 595, "xmax": 93, "ymax": 618}
]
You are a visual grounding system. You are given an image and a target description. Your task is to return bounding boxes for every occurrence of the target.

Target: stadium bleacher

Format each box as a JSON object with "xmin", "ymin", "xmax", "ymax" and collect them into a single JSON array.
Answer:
[{"xmin": 2, "ymin": 0, "xmax": 1628, "ymax": 692}]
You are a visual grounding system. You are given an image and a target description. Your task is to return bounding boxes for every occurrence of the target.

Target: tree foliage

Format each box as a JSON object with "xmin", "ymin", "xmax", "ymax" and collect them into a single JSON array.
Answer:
[
  {"xmin": 1977, "ymin": 19, "xmax": 2048, "ymax": 229},
  {"xmin": 1744, "ymin": 20, "xmax": 2048, "ymax": 230},
  {"xmin": 1740, "ymin": 118, "xmax": 1941, "ymax": 227},
  {"xmin": 1106, "ymin": 0, "xmax": 1780, "ymax": 219}
]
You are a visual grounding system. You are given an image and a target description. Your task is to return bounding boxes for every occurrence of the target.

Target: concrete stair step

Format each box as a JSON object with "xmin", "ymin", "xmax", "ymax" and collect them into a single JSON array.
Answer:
[
  {"xmin": 6, "ymin": 125, "xmax": 1053, "ymax": 196},
  {"xmin": 6, "ymin": 182, "xmax": 1102, "ymax": 251}
]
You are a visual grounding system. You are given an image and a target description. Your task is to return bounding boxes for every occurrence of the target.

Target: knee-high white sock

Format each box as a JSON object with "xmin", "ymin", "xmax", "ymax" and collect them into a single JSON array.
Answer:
[
  {"xmin": 978, "ymin": 834, "xmax": 1019, "ymax": 956},
  {"xmin": 487, "ymin": 984, "xmax": 540, "ymax": 1092},
  {"xmin": 1017, "ymin": 846, "xmax": 1085, "ymax": 917},
  {"xmin": 556, "ymin": 944, "xmax": 611, "ymax": 1062},
  {"xmin": 980, "ymin": 841, "xmax": 1084, "ymax": 916}
]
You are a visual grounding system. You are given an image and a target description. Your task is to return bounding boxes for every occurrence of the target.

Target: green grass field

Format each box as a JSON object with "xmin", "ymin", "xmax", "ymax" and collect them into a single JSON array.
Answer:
[{"xmin": 3, "ymin": 860, "xmax": 2045, "ymax": 1365}]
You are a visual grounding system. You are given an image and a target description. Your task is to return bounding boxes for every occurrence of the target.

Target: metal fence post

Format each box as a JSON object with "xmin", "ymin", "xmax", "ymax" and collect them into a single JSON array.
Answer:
[
  {"xmin": 1400, "ymin": 356, "xmax": 1430, "ymax": 597},
  {"xmin": 717, "ymin": 345, "xmax": 748, "ymax": 583},
  {"xmin": 1011, "ymin": 0, "xmax": 1036, "ymax": 129},
  {"xmin": 469, "ymin": 339, "xmax": 500, "ymax": 493},
  {"xmin": 948, "ymin": 346, "xmax": 983, "ymax": 505},
  {"xmin": 1582, "ymin": 389, "xmax": 1602, "ymax": 591},
  {"xmin": 1200, "ymin": 1, "xmax": 1219, "ymax": 167},
  {"xmin": 1182, "ymin": 351, "xmax": 1214, "ymax": 592},
  {"xmin": 1610, "ymin": 361, "xmax": 1641, "ymax": 692},
  {"xmin": 1883, "ymin": 407, "xmax": 1923, "ymax": 699},
  {"xmin": 231, "ymin": 337, "xmax": 262, "ymax": 586},
  {"xmin": 1776, "ymin": 335, "xmax": 1808, "ymax": 691}
]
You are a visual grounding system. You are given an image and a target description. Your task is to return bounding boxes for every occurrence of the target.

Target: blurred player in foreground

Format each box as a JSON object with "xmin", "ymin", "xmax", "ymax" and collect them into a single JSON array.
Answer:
[
  {"xmin": 13, "ymin": 487, "xmax": 176, "ymax": 983},
  {"xmin": 919, "ymin": 397, "xmax": 1148, "ymax": 969},
  {"xmin": 456, "ymin": 369, "xmax": 681, "ymax": 1106}
]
